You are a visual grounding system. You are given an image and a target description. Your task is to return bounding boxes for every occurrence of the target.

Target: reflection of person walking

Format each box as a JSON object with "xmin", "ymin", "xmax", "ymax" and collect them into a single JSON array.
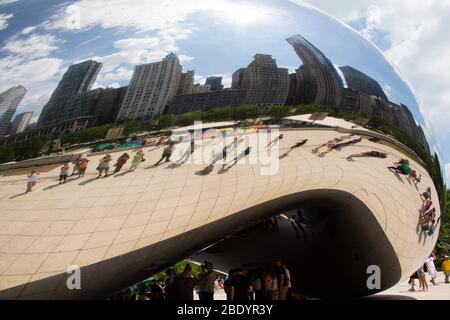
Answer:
[
  {"xmin": 155, "ymin": 142, "xmax": 175, "ymax": 166},
  {"xmin": 114, "ymin": 153, "xmax": 130, "ymax": 173},
  {"xmin": 26, "ymin": 170, "xmax": 39, "ymax": 193},
  {"xmin": 77, "ymin": 158, "xmax": 89, "ymax": 178},
  {"xmin": 97, "ymin": 154, "xmax": 112, "ymax": 178},
  {"xmin": 59, "ymin": 163, "xmax": 70, "ymax": 184},
  {"xmin": 130, "ymin": 151, "xmax": 145, "ymax": 172}
]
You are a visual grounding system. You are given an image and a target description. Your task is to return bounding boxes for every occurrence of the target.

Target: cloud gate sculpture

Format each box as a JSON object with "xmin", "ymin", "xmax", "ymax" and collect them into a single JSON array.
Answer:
[{"xmin": 0, "ymin": 0, "xmax": 446, "ymax": 299}]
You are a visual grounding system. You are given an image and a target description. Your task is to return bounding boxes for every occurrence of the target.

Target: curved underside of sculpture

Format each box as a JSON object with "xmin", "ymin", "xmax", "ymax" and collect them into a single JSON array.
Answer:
[{"xmin": 0, "ymin": 129, "xmax": 441, "ymax": 299}]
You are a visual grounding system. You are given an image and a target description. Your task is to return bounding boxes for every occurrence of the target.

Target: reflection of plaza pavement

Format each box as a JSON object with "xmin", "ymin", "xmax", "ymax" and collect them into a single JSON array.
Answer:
[{"xmin": 0, "ymin": 129, "xmax": 441, "ymax": 299}]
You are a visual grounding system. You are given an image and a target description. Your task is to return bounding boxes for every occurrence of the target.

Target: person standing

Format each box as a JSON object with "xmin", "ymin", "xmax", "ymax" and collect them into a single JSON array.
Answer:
[
  {"xmin": 71, "ymin": 155, "xmax": 82, "ymax": 176},
  {"xmin": 77, "ymin": 158, "xmax": 90, "ymax": 178},
  {"xmin": 97, "ymin": 154, "xmax": 112, "ymax": 178},
  {"xmin": 283, "ymin": 261, "xmax": 292, "ymax": 300},
  {"xmin": 276, "ymin": 260, "xmax": 288, "ymax": 300},
  {"xmin": 442, "ymin": 255, "xmax": 450, "ymax": 284},
  {"xmin": 114, "ymin": 153, "xmax": 130, "ymax": 173},
  {"xmin": 59, "ymin": 163, "xmax": 70, "ymax": 184},
  {"xmin": 425, "ymin": 253, "xmax": 438, "ymax": 285},
  {"xmin": 229, "ymin": 268, "xmax": 252, "ymax": 301},
  {"xmin": 418, "ymin": 264, "xmax": 428, "ymax": 292},
  {"xmin": 129, "ymin": 151, "xmax": 145, "ymax": 172},
  {"xmin": 26, "ymin": 170, "xmax": 39, "ymax": 193},
  {"xmin": 263, "ymin": 266, "xmax": 279, "ymax": 300},
  {"xmin": 252, "ymin": 272, "xmax": 263, "ymax": 301},
  {"xmin": 198, "ymin": 262, "xmax": 216, "ymax": 301},
  {"xmin": 164, "ymin": 269, "xmax": 178, "ymax": 300},
  {"xmin": 155, "ymin": 142, "xmax": 175, "ymax": 166},
  {"xmin": 174, "ymin": 264, "xmax": 198, "ymax": 300}
]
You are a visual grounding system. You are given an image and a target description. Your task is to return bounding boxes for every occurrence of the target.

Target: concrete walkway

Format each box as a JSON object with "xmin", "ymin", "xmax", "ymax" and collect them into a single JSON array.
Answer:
[{"xmin": 373, "ymin": 277, "xmax": 450, "ymax": 300}]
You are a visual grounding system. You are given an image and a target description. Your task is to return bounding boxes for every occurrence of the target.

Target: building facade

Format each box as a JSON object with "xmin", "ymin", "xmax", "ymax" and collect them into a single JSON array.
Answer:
[
  {"xmin": 287, "ymin": 35, "xmax": 343, "ymax": 106},
  {"xmin": 92, "ymin": 86, "xmax": 128, "ymax": 125},
  {"xmin": 38, "ymin": 60, "xmax": 102, "ymax": 126},
  {"xmin": 177, "ymin": 70, "xmax": 195, "ymax": 95},
  {"xmin": 116, "ymin": 53, "xmax": 182, "ymax": 121},
  {"xmin": 192, "ymin": 84, "xmax": 211, "ymax": 93},
  {"xmin": 239, "ymin": 54, "xmax": 289, "ymax": 106},
  {"xmin": 340, "ymin": 66, "xmax": 388, "ymax": 101},
  {"xmin": 167, "ymin": 89, "xmax": 247, "ymax": 114},
  {"xmin": 10, "ymin": 112, "xmax": 33, "ymax": 135},
  {"xmin": 0, "ymin": 86, "xmax": 27, "ymax": 137},
  {"xmin": 232, "ymin": 68, "xmax": 246, "ymax": 89},
  {"xmin": 205, "ymin": 76, "xmax": 224, "ymax": 91}
]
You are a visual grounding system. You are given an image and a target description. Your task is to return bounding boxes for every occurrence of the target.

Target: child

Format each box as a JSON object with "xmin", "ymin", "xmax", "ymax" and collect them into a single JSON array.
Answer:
[
  {"xmin": 59, "ymin": 163, "xmax": 70, "ymax": 184},
  {"xmin": 26, "ymin": 170, "xmax": 39, "ymax": 193}
]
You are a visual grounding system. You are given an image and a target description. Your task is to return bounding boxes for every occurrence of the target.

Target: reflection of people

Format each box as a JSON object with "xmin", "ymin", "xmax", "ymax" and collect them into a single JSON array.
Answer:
[
  {"xmin": 155, "ymin": 142, "xmax": 175, "ymax": 166},
  {"xmin": 130, "ymin": 151, "xmax": 145, "ymax": 172},
  {"xmin": 347, "ymin": 151, "xmax": 387, "ymax": 160},
  {"xmin": 97, "ymin": 154, "xmax": 112, "ymax": 178},
  {"xmin": 198, "ymin": 262, "xmax": 216, "ymax": 301},
  {"xmin": 388, "ymin": 159, "xmax": 411, "ymax": 175},
  {"xmin": 77, "ymin": 158, "xmax": 89, "ymax": 178},
  {"xmin": 281, "ymin": 139, "xmax": 308, "ymax": 158},
  {"xmin": 267, "ymin": 134, "xmax": 284, "ymax": 149},
  {"xmin": 114, "ymin": 153, "xmax": 130, "ymax": 173},
  {"xmin": 59, "ymin": 163, "xmax": 70, "ymax": 184},
  {"xmin": 26, "ymin": 170, "xmax": 39, "ymax": 193}
]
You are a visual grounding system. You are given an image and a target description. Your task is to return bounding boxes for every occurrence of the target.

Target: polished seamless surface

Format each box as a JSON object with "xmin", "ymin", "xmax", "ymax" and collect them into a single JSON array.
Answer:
[
  {"xmin": 0, "ymin": 129, "xmax": 442, "ymax": 298},
  {"xmin": 0, "ymin": 0, "xmax": 446, "ymax": 299}
]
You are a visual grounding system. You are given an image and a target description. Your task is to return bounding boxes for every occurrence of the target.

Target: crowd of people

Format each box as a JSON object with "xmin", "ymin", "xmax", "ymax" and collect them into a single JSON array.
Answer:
[
  {"xmin": 408, "ymin": 253, "xmax": 450, "ymax": 291},
  {"xmin": 110, "ymin": 260, "xmax": 297, "ymax": 301}
]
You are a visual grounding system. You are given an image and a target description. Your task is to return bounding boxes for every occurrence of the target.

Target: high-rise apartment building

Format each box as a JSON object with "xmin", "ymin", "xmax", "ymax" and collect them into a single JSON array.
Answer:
[
  {"xmin": 340, "ymin": 66, "xmax": 388, "ymax": 101},
  {"xmin": 10, "ymin": 112, "xmax": 33, "ymax": 135},
  {"xmin": 177, "ymin": 70, "xmax": 195, "ymax": 95},
  {"xmin": 232, "ymin": 68, "xmax": 246, "ymax": 89},
  {"xmin": 117, "ymin": 53, "xmax": 182, "ymax": 120},
  {"xmin": 0, "ymin": 86, "xmax": 27, "ymax": 136},
  {"xmin": 38, "ymin": 60, "xmax": 102, "ymax": 125},
  {"xmin": 239, "ymin": 54, "xmax": 289, "ymax": 106},
  {"xmin": 191, "ymin": 84, "xmax": 211, "ymax": 94},
  {"xmin": 287, "ymin": 35, "xmax": 343, "ymax": 106}
]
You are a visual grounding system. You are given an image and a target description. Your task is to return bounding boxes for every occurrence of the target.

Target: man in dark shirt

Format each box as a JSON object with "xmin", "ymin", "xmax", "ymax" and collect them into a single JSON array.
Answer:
[
  {"xmin": 229, "ymin": 268, "xmax": 252, "ymax": 301},
  {"xmin": 276, "ymin": 260, "xmax": 288, "ymax": 300},
  {"xmin": 174, "ymin": 264, "xmax": 198, "ymax": 300}
]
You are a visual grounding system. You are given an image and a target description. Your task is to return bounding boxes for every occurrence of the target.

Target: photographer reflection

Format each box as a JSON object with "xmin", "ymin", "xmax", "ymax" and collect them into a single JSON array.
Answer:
[{"xmin": 198, "ymin": 262, "xmax": 216, "ymax": 301}]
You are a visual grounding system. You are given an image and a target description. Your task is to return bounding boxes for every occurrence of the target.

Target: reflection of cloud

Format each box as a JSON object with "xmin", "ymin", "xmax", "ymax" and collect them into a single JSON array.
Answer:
[
  {"xmin": 0, "ymin": 13, "xmax": 13, "ymax": 31},
  {"xmin": 383, "ymin": 84, "xmax": 392, "ymax": 97}
]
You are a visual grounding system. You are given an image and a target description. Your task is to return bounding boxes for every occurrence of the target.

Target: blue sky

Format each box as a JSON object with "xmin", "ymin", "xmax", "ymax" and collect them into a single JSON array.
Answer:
[{"xmin": 0, "ymin": 0, "xmax": 448, "ymax": 182}]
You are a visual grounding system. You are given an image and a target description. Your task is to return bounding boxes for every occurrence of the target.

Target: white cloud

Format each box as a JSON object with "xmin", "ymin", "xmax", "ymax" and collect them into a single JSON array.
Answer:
[
  {"xmin": 21, "ymin": 26, "xmax": 37, "ymax": 35},
  {"xmin": 3, "ymin": 33, "xmax": 61, "ymax": 59},
  {"xmin": 0, "ymin": 13, "xmax": 13, "ymax": 31},
  {"xmin": 304, "ymin": 0, "xmax": 450, "ymax": 160},
  {"xmin": 0, "ymin": 0, "xmax": 19, "ymax": 4}
]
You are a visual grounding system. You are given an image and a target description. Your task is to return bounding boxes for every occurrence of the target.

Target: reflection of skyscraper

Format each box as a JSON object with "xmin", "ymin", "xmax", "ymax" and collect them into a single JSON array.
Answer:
[
  {"xmin": 117, "ymin": 53, "xmax": 182, "ymax": 120},
  {"xmin": 205, "ymin": 76, "xmax": 224, "ymax": 91},
  {"xmin": 339, "ymin": 66, "xmax": 388, "ymax": 101},
  {"xmin": 38, "ymin": 60, "xmax": 102, "ymax": 126},
  {"xmin": 287, "ymin": 35, "xmax": 343, "ymax": 106},
  {"xmin": 239, "ymin": 54, "xmax": 289, "ymax": 106},
  {"xmin": 232, "ymin": 68, "xmax": 246, "ymax": 89},
  {"xmin": 0, "ymin": 86, "xmax": 27, "ymax": 136},
  {"xmin": 177, "ymin": 71, "xmax": 195, "ymax": 95},
  {"xmin": 10, "ymin": 112, "xmax": 33, "ymax": 135}
]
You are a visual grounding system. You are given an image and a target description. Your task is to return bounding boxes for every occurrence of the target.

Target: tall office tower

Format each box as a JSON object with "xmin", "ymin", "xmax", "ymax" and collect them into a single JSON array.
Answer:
[
  {"xmin": 0, "ymin": 86, "xmax": 27, "ymax": 136},
  {"xmin": 205, "ymin": 76, "xmax": 224, "ymax": 91},
  {"xmin": 38, "ymin": 60, "xmax": 102, "ymax": 125},
  {"xmin": 10, "ymin": 111, "xmax": 33, "ymax": 135},
  {"xmin": 287, "ymin": 35, "xmax": 343, "ymax": 106},
  {"xmin": 232, "ymin": 68, "xmax": 246, "ymax": 89},
  {"xmin": 177, "ymin": 70, "xmax": 195, "ymax": 95},
  {"xmin": 339, "ymin": 66, "xmax": 388, "ymax": 101},
  {"xmin": 239, "ymin": 54, "xmax": 289, "ymax": 106},
  {"xmin": 117, "ymin": 53, "xmax": 182, "ymax": 120}
]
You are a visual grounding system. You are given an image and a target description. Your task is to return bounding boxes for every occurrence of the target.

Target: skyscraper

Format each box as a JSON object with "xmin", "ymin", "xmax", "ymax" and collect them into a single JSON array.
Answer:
[
  {"xmin": 177, "ymin": 70, "xmax": 195, "ymax": 95},
  {"xmin": 10, "ymin": 111, "xmax": 33, "ymax": 135},
  {"xmin": 287, "ymin": 35, "xmax": 343, "ymax": 106},
  {"xmin": 239, "ymin": 54, "xmax": 289, "ymax": 106},
  {"xmin": 38, "ymin": 60, "xmax": 102, "ymax": 125},
  {"xmin": 339, "ymin": 66, "xmax": 388, "ymax": 101},
  {"xmin": 232, "ymin": 68, "xmax": 246, "ymax": 89},
  {"xmin": 0, "ymin": 86, "xmax": 27, "ymax": 136},
  {"xmin": 117, "ymin": 53, "xmax": 182, "ymax": 120},
  {"xmin": 205, "ymin": 76, "xmax": 224, "ymax": 91}
]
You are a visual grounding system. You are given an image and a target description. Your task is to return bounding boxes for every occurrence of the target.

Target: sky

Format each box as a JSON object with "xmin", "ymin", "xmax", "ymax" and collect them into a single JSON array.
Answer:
[{"xmin": 0, "ymin": 0, "xmax": 448, "ymax": 183}]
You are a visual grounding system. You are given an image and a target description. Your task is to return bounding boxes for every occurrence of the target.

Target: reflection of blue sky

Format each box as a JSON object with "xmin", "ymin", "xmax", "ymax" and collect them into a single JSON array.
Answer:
[{"xmin": 0, "ymin": 0, "xmax": 443, "ymax": 164}]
